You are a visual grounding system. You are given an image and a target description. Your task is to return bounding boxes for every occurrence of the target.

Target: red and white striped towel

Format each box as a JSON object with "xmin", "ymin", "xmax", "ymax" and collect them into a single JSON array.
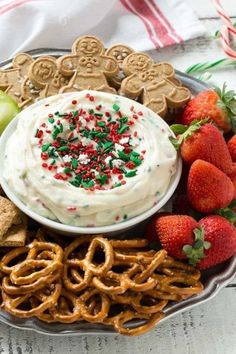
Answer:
[{"xmin": 0, "ymin": 0, "xmax": 206, "ymax": 61}]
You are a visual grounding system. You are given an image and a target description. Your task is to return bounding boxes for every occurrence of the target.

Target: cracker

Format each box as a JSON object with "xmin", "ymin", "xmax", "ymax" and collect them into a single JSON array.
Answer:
[
  {"xmin": 0, "ymin": 219, "xmax": 27, "ymax": 247},
  {"xmin": 0, "ymin": 196, "xmax": 22, "ymax": 238},
  {"xmin": 105, "ymin": 44, "xmax": 134, "ymax": 89},
  {"xmin": 0, "ymin": 53, "xmax": 34, "ymax": 108},
  {"xmin": 28, "ymin": 56, "xmax": 70, "ymax": 98},
  {"xmin": 58, "ymin": 35, "xmax": 119, "ymax": 93},
  {"xmin": 121, "ymin": 52, "xmax": 191, "ymax": 117}
]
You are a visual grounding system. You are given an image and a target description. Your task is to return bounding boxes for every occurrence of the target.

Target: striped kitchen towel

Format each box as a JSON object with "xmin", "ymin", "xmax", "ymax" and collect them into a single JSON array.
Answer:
[{"xmin": 0, "ymin": 0, "xmax": 206, "ymax": 61}]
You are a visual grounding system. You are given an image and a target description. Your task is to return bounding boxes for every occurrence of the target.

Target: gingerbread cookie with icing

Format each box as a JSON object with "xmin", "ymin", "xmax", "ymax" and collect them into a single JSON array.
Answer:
[
  {"xmin": 0, "ymin": 53, "xmax": 34, "ymax": 107},
  {"xmin": 28, "ymin": 56, "xmax": 70, "ymax": 98},
  {"xmin": 121, "ymin": 52, "xmax": 191, "ymax": 117},
  {"xmin": 105, "ymin": 44, "xmax": 134, "ymax": 89},
  {"xmin": 58, "ymin": 36, "xmax": 119, "ymax": 93}
]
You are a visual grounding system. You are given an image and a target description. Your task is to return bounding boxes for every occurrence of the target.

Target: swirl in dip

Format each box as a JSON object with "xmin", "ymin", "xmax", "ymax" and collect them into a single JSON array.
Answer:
[{"xmin": 3, "ymin": 91, "xmax": 177, "ymax": 227}]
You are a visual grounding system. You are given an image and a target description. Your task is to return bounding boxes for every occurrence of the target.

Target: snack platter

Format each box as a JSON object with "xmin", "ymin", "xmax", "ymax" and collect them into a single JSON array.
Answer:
[{"xmin": 0, "ymin": 39, "xmax": 235, "ymax": 337}]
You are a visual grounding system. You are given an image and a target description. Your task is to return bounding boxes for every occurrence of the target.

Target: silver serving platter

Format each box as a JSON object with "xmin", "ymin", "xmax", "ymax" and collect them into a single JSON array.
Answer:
[{"xmin": 0, "ymin": 49, "xmax": 235, "ymax": 336}]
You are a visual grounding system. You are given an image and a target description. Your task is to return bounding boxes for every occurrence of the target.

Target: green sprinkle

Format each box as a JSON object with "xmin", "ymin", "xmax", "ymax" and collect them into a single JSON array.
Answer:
[
  {"xmin": 125, "ymin": 170, "xmax": 137, "ymax": 177},
  {"xmin": 130, "ymin": 151, "xmax": 140, "ymax": 157},
  {"xmin": 41, "ymin": 143, "xmax": 51, "ymax": 152},
  {"xmin": 73, "ymin": 110, "xmax": 78, "ymax": 118},
  {"xmin": 82, "ymin": 180, "xmax": 94, "ymax": 188},
  {"xmin": 95, "ymin": 113, "xmax": 103, "ymax": 117},
  {"xmin": 97, "ymin": 121, "xmax": 105, "ymax": 127},
  {"xmin": 52, "ymin": 127, "xmax": 60, "ymax": 140},
  {"xmin": 54, "ymin": 111, "xmax": 59, "ymax": 116},
  {"xmin": 59, "ymin": 146, "xmax": 69, "ymax": 152},
  {"xmin": 96, "ymin": 174, "xmax": 108, "ymax": 185},
  {"xmin": 89, "ymin": 109, "xmax": 94, "ymax": 114},
  {"xmin": 103, "ymin": 141, "xmax": 113, "ymax": 152},
  {"xmin": 71, "ymin": 158, "xmax": 78, "ymax": 169},
  {"xmin": 107, "ymin": 116, "xmax": 112, "ymax": 122},
  {"xmin": 109, "ymin": 159, "xmax": 113, "ymax": 169},
  {"xmin": 113, "ymin": 103, "xmax": 120, "ymax": 111},
  {"xmin": 70, "ymin": 180, "xmax": 80, "ymax": 187},
  {"xmin": 120, "ymin": 116, "xmax": 128, "ymax": 123},
  {"xmin": 59, "ymin": 123, "xmax": 63, "ymax": 133},
  {"xmin": 64, "ymin": 167, "xmax": 72, "ymax": 173},
  {"xmin": 96, "ymin": 132, "xmax": 107, "ymax": 139},
  {"xmin": 123, "ymin": 214, "xmax": 128, "ymax": 220},
  {"xmin": 69, "ymin": 124, "xmax": 75, "ymax": 131},
  {"xmin": 48, "ymin": 117, "xmax": 55, "ymax": 124},
  {"xmin": 130, "ymin": 155, "xmax": 142, "ymax": 166},
  {"xmin": 51, "ymin": 159, "xmax": 56, "ymax": 165},
  {"xmin": 69, "ymin": 137, "xmax": 78, "ymax": 142},
  {"xmin": 113, "ymin": 182, "xmax": 122, "ymax": 188},
  {"xmin": 49, "ymin": 148, "xmax": 57, "ymax": 157},
  {"xmin": 118, "ymin": 125, "xmax": 129, "ymax": 134},
  {"xmin": 118, "ymin": 150, "xmax": 129, "ymax": 162}
]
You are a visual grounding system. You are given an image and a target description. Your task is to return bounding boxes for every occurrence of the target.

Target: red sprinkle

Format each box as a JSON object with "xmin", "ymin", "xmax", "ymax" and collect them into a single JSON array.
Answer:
[
  {"xmin": 121, "ymin": 180, "xmax": 126, "ymax": 185},
  {"xmin": 138, "ymin": 111, "xmax": 143, "ymax": 116},
  {"xmin": 42, "ymin": 163, "xmax": 48, "ymax": 168},
  {"xmin": 89, "ymin": 96, "xmax": 94, "ymax": 102},
  {"xmin": 37, "ymin": 130, "xmax": 43, "ymax": 138},
  {"xmin": 67, "ymin": 206, "xmax": 77, "ymax": 211},
  {"xmin": 72, "ymin": 100, "xmax": 77, "ymax": 105}
]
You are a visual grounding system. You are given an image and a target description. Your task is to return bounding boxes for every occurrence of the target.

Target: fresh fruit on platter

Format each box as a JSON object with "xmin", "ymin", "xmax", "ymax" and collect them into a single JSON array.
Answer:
[
  {"xmin": 0, "ymin": 91, "xmax": 20, "ymax": 134},
  {"xmin": 178, "ymin": 84, "xmax": 236, "ymax": 133},
  {"xmin": 227, "ymin": 135, "xmax": 236, "ymax": 162},
  {"xmin": 171, "ymin": 121, "xmax": 233, "ymax": 174},
  {"xmin": 155, "ymin": 214, "xmax": 198, "ymax": 259},
  {"xmin": 187, "ymin": 159, "xmax": 234, "ymax": 213},
  {"xmin": 153, "ymin": 214, "xmax": 236, "ymax": 269}
]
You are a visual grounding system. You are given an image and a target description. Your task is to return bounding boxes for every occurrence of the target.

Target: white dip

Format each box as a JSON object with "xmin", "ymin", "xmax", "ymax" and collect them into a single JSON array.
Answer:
[{"xmin": 3, "ymin": 90, "xmax": 177, "ymax": 226}]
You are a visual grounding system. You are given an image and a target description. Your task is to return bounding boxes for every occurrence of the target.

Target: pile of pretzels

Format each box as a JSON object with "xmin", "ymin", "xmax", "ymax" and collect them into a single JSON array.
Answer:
[{"xmin": 0, "ymin": 229, "xmax": 203, "ymax": 336}]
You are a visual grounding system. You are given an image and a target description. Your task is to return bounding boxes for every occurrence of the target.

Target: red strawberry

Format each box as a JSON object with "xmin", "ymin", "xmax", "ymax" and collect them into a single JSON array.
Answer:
[
  {"xmin": 178, "ymin": 85, "xmax": 236, "ymax": 133},
  {"xmin": 228, "ymin": 163, "xmax": 236, "ymax": 198},
  {"xmin": 145, "ymin": 212, "xmax": 171, "ymax": 242},
  {"xmin": 156, "ymin": 214, "xmax": 236, "ymax": 270},
  {"xmin": 196, "ymin": 215, "xmax": 236, "ymax": 269},
  {"xmin": 156, "ymin": 215, "xmax": 198, "ymax": 259},
  {"xmin": 227, "ymin": 135, "xmax": 236, "ymax": 162},
  {"xmin": 178, "ymin": 123, "xmax": 233, "ymax": 174},
  {"xmin": 187, "ymin": 160, "xmax": 234, "ymax": 213}
]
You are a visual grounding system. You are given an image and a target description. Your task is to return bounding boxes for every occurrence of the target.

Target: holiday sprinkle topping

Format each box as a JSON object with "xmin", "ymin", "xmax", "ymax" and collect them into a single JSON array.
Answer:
[{"xmin": 35, "ymin": 93, "xmax": 145, "ymax": 191}]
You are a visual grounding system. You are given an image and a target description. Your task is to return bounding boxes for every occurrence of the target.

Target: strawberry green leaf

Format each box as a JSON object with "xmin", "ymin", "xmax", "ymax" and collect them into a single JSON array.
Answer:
[
  {"xmin": 183, "ymin": 226, "xmax": 211, "ymax": 267},
  {"xmin": 169, "ymin": 119, "xmax": 209, "ymax": 150},
  {"xmin": 214, "ymin": 83, "xmax": 236, "ymax": 132},
  {"xmin": 170, "ymin": 124, "xmax": 188, "ymax": 134},
  {"xmin": 215, "ymin": 207, "xmax": 236, "ymax": 223}
]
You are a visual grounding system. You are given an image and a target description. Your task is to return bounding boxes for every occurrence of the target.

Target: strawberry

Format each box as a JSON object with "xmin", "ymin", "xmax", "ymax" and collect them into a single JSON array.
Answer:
[
  {"xmin": 156, "ymin": 214, "xmax": 236, "ymax": 270},
  {"xmin": 187, "ymin": 160, "xmax": 234, "ymax": 213},
  {"xmin": 171, "ymin": 122, "xmax": 233, "ymax": 174},
  {"xmin": 195, "ymin": 215, "xmax": 236, "ymax": 269},
  {"xmin": 156, "ymin": 215, "xmax": 198, "ymax": 259},
  {"xmin": 227, "ymin": 135, "xmax": 236, "ymax": 162},
  {"xmin": 228, "ymin": 163, "xmax": 236, "ymax": 198},
  {"xmin": 145, "ymin": 212, "xmax": 171, "ymax": 242},
  {"xmin": 178, "ymin": 84, "xmax": 236, "ymax": 133}
]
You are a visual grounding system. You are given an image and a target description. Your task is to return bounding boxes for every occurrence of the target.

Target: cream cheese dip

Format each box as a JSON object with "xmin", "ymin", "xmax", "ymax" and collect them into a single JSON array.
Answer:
[{"xmin": 3, "ymin": 91, "xmax": 177, "ymax": 227}]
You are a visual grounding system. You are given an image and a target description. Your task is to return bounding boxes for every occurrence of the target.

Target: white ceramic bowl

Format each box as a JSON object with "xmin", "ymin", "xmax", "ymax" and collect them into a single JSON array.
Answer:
[{"xmin": 0, "ymin": 96, "xmax": 182, "ymax": 236}]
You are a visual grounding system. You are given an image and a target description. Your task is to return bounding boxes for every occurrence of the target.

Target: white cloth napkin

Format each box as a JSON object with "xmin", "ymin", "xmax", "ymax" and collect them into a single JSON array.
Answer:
[{"xmin": 0, "ymin": 0, "xmax": 206, "ymax": 61}]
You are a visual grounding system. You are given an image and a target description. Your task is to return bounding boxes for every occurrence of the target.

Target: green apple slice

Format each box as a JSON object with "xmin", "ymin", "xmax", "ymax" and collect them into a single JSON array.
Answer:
[{"xmin": 0, "ymin": 91, "xmax": 20, "ymax": 134}]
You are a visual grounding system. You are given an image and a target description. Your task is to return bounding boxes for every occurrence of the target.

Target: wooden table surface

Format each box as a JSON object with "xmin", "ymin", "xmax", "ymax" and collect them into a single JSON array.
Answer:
[{"xmin": 1, "ymin": 1, "xmax": 236, "ymax": 353}]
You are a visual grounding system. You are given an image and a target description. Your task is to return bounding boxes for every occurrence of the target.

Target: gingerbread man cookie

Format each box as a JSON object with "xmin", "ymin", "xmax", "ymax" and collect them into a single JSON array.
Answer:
[
  {"xmin": 28, "ymin": 56, "xmax": 69, "ymax": 98},
  {"xmin": 121, "ymin": 52, "xmax": 191, "ymax": 117},
  {"xmin": 58, "ymin": 35, "xmax": 119, "ymax": 93},
  {"xmin": 0, "ymin": 53, "xmax": 34, "ymax": 107},
  {"xmin": 105, "ymin": 44, "xmax": 134, "ymax": 89}
]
